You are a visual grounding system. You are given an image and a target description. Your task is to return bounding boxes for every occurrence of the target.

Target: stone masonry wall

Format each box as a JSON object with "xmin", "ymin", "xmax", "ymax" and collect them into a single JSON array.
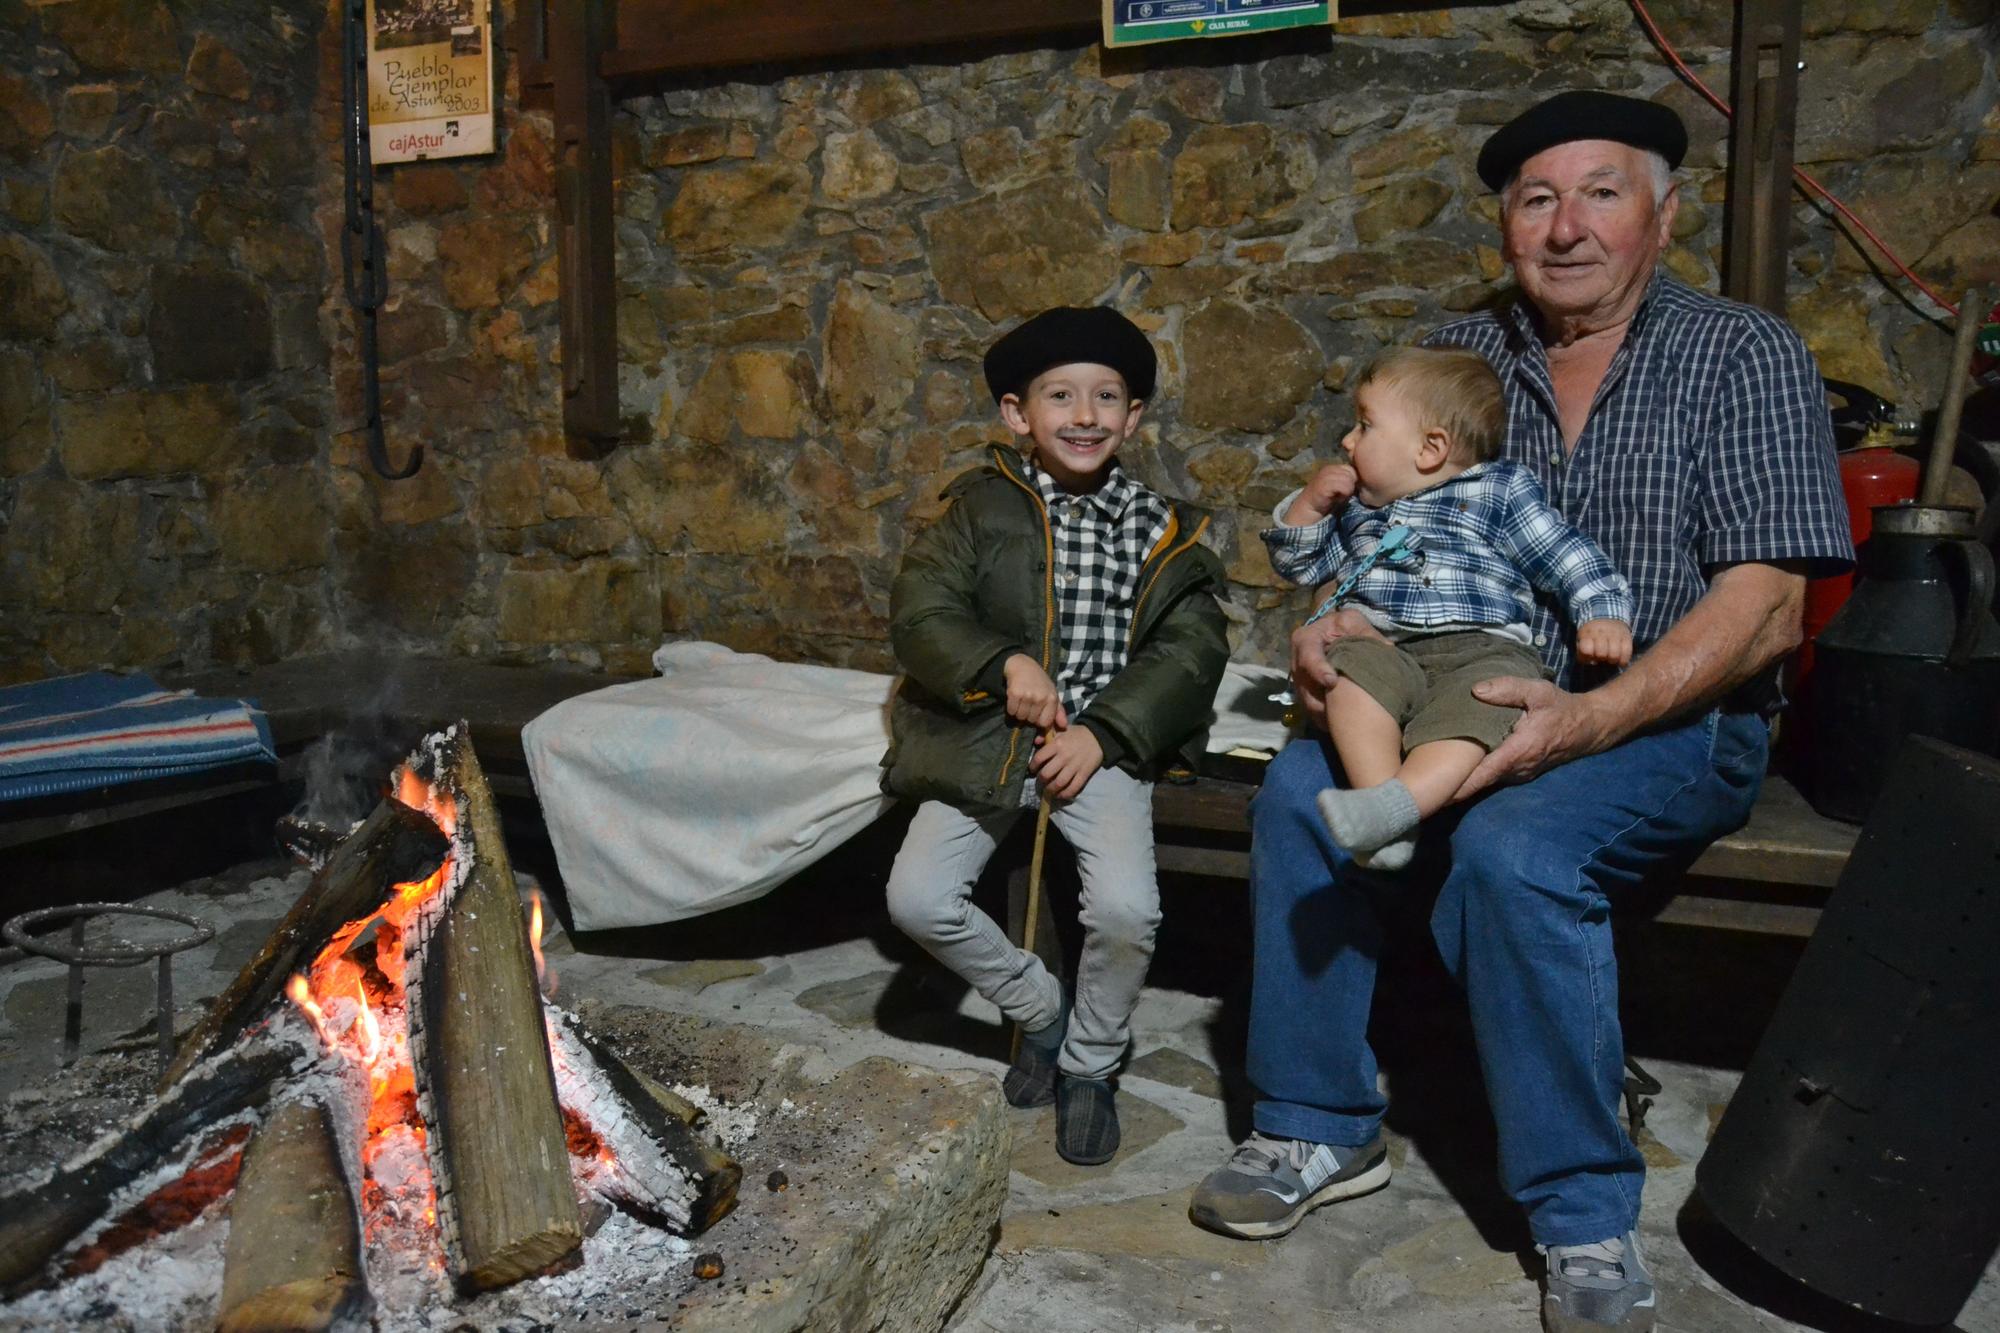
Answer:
[
  {"xmin": 0, "ymin": 0, "xmax": 334, "ymax": 683},
  {"xmin": 3, "ymin": 1, "xmax": 1996, "ymax": 682},
  {"xmin": 341, "ymin": 0, "xmax": 1997, "ymax": 676}
]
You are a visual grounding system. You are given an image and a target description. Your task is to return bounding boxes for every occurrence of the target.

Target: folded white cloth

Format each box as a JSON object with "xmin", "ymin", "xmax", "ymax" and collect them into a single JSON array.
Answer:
[
  {"xmin": 525, "ymin": 642, "xmax": 1294, "ymax": 931},
  {"xmin": 523, "ymin": 642, "xmax": 896, "ymax": 931}
]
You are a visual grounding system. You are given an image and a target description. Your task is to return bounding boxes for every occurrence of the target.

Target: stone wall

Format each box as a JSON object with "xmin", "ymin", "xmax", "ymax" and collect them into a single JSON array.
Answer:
[
  {"xmin": 3, "ymin": 0, "xmax": 1996, "ymax": 682},
  {"xmin": 0, "ymin": 0, "xmax": 333, "ymax": 683},
  {"xmin": 341, "ymin": 0, "xmax": 1998, "ymax": 676}
]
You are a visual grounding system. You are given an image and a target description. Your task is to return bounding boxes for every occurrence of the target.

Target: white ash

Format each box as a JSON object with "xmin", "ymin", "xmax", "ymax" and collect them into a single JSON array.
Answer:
[
  {"xmin": 0, "ymin": 1208, "xmax": 229, "ymax": 1333},
  {"xmin": 669, "ymin": 1083, "xmax": 760, "ymax": 1151}
]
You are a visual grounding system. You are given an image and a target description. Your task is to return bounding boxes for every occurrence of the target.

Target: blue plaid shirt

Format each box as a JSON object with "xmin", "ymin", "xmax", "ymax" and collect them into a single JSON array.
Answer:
[
  {"xmin": 1266, "ymin": 462, "xmax": 1633, "ymax": 640},
  {"xmin": 1417, "ymin": 273, "xmax": 1853, "ymax": 688}
]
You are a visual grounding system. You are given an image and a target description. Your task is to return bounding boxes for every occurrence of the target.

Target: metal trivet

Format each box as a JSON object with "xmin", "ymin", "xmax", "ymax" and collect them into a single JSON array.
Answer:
[{"xmin": 3, "ymin": 903, "xmax": 215, "ymax": 1075}]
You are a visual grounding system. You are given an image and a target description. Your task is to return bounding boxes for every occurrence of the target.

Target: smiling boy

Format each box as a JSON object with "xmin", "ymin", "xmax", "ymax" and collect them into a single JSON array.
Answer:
[
  {"xmin": 882, "ymin": 306, "xmax": 1229, "ymax": 1165},
  {"xmin": 1264, "ymin": 345, "xmax": 1633, "ymax": 869}
]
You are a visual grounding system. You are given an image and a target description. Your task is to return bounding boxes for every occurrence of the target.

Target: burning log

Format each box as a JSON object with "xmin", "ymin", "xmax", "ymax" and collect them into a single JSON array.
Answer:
[
  {"xmin": 407, "ymin": 730, "xmax": 582, "ymax": 1290},
  {"xmin": 219, "ymin": 1098, "xmax": 366, "ymax": 1333},
  {"xmin": 163, "ymin": 797, "xmax": 449, "ymax": 1090},
  {"xmin": 0, "ymin": 1024, "xmax": 315, "ymax": 1295},
  {"xmin": 550, "ymin": 1011, "xmax": 742, "ymax": 1235}
]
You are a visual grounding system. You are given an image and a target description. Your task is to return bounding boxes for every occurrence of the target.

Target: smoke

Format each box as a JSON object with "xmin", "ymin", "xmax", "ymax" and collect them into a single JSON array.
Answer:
[{"xmin": 291, "ymin": 722, "xmax": 409, "ymax": 831}]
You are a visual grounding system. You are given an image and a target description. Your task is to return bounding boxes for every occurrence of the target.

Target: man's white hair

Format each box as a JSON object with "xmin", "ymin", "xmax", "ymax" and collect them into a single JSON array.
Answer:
[{"xmin": 1499, "ymin": 148, "xmax": 1674, "ymax": 217}]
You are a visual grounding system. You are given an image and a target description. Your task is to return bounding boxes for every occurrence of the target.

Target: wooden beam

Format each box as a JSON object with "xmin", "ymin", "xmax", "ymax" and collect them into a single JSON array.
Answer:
[
  {"xmin": 1723, "ymin": 0, "xmax": 1802, "ymax": 315},
  {"xmin": 552, "ymin": 0, "xmax": 622, "ymax": 452},
  {"xmin": 601, "ymin": 0, "xmax": 1098, "ymax": 82}
]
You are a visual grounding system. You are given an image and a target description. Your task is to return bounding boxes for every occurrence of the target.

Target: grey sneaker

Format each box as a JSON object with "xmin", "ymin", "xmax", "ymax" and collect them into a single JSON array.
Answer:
[
  {"xmin": 1188, "ymin": 1131, "xmax": 1390, "ymax": 1239},
  {"xmin": 1540, "ymin": 1231, "xmax": 1656, "ymax": 1331}
]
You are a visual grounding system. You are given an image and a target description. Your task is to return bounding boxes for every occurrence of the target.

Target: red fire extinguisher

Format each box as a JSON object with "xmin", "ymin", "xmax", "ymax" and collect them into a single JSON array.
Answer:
[{"xmin": 1788, "ymin": 383, "xmax": 1923, "ymax": 759}]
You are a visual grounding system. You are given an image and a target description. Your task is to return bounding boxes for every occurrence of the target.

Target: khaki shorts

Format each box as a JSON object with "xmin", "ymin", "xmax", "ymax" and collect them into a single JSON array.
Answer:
[{"xmin": 1325, "ymin": 630, "xmax": 1548, "ymax": 753}]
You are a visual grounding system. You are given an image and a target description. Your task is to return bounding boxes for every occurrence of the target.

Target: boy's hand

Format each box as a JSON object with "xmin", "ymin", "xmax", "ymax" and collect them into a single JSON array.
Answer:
[
  {"xmin": 1282, "ymin": 464, "xmax": 1358, "ymax": 526},
  {"xmin": 1031, "ymin": 725, "xmax": 1102, "ymax": 801},
  {"xmin": 1002, "ymin": 654, "xmax": 1068, "ymax": 731},
  {"xmin": 1576, "ymin": 619, "xmax": 1633, "ymax": 667}
]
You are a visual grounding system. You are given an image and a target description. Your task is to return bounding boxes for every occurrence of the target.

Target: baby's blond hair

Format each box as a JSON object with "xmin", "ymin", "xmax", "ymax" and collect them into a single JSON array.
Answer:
[{"xmin": 1356, "ymin": 346, "xmax": 1507, "ymax": 464}]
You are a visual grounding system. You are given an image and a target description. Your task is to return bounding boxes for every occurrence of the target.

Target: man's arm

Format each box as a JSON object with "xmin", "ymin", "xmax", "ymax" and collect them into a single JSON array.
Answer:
[{"xmin": 1454, "ymin": 559, "xmax": 1805, "ymax": 800}]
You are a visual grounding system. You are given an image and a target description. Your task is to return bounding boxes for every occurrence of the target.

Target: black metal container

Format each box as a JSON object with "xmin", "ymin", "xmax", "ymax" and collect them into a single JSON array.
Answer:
[
  {"xmin": 1697, "ymin": 737, "xmax": 2000, "ymax": 1326},
  {"xmin": 1806, "ymin": 503, "xmax": 2000, "ymax": 821}
]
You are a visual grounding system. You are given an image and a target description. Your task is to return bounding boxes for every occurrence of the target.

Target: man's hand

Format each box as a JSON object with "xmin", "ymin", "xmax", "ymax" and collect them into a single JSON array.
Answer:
[
  {"xmin": 1031, "ymin": 725, "xmax": 1103, "ymax": 800},
  {"xmin": 1282, "ymin": 464, "xmax": 1358, "ymax": 527},
  {"xmin": 1003, "ymin": 654, "xmax": 1067, "ymax": 732},
  {"xmin": 1576, "ymin": 618, "xmax": 1633, "ymax": 667},
  {"xmin": 1290, "ymin": 608, "xmax": 1385, "ymax": 729},
  {"xmin": 1454, "ymin": 676, "xmax": 1622, "ymax": 801}
]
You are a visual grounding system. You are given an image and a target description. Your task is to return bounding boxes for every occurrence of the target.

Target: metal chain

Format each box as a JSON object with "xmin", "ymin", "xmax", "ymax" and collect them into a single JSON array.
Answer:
[{"xmin": 342, "ymin": 0, "xmax": 421, "ymax": 480}]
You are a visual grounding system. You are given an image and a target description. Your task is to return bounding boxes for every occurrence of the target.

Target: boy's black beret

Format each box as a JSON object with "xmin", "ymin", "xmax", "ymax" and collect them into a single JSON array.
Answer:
[
  {"xmin": 982, "ymin": 306, "xmax": 1158, "ymax": 404},
  {"xmin": 1476, "ymin": 90, "xmax": 1688, "ymax": 192}
]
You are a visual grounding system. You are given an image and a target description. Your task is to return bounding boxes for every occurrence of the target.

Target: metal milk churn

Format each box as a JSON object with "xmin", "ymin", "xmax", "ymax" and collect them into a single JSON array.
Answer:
[{"xmin": 1806, "ymin": 502, "xmax": 2000, "ymax": 821}]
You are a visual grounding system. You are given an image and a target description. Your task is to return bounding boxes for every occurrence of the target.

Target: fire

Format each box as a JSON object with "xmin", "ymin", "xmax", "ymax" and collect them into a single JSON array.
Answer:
[
  {"xmin": 528, "ymin": 889, "xmax": 556, "ymax": 997},
  {"xmin": 284, "ymin": 770, "xmax": 460, "ymax": 1239}
]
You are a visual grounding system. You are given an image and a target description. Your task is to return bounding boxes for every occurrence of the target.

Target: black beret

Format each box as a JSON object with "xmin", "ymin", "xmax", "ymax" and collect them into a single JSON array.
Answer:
[
  {"xmin": 982, "ymin": 306, "xmax": 1158, "ymax": 404},
  {"xmin": 1476, "ymin": 90, "xmax": 1688, "ymax": 192}
]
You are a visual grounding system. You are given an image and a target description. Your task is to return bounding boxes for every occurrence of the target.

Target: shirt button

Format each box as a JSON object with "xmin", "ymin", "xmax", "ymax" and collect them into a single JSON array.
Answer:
[
  {"xmin": 1058, "ymin": 571, "xmax": 1077, "ymax": 588},
  {"xmin": 1534, "ymin": 633, "xmax": 1548, "ymax": 647}
]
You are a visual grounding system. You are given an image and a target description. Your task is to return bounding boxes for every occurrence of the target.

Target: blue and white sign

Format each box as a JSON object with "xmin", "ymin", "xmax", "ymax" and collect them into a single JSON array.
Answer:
[{"xmin": 1106, "ymin": 0, "xmax": 1333, "ymax": 45}]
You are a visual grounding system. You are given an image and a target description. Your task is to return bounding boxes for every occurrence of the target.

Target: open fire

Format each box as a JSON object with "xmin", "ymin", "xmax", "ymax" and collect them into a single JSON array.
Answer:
[{"xmin": 0, "ymin": 728, "xmax": 741, "ymax": 1327}]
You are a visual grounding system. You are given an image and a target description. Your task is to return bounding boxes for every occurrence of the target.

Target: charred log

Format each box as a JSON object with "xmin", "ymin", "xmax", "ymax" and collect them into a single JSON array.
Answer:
[
  {"xmin": 550, "ymin": 1012, "xmax": 741, "ymax": 1235},
  {"xmin": 219, "ymin": 1098, "xmax": 367, "ymax": 1333},
  {"xmin": 163, "ymin": 798, "xmax": 448, "ymax": 1090},
  {"xmin": 0, "ymin": 1025, "xmax": 314, "ymax": 1294},
  {"xmin": 61, "ymin": 1123, "xmax": 251, "ymax": 1281},
  {"xmin": 407, "ymin": 730, "xmax": 582, "ymax": 1291}
]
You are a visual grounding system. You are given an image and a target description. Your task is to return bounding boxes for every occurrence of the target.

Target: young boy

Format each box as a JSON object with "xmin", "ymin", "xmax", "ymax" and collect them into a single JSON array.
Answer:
[
  {"xmin": 1265, "ymin": 345, "xmax": 1634, "ymax": 870},
  {"xmin": 882, "ymin": 305, "xmax": 1230, "ymax": 1165}
]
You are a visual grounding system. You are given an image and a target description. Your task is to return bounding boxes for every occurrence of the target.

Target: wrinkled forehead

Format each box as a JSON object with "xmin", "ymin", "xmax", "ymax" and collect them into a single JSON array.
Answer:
[{"xmin": 1509, "ymin": 138, "xmax": 1656, "ymax": 193}]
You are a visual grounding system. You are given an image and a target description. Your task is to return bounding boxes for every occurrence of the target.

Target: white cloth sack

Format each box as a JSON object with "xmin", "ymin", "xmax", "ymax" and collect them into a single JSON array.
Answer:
[{"xmin": 523, "ymin": 641, "xmax": 896, "ymax": 931}]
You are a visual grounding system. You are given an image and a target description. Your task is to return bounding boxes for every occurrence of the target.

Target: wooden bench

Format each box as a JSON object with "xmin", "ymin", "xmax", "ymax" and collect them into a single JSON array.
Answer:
[{"xmin": 1007, "ymin": 765, "xmax": 1859, "ymax": 971}]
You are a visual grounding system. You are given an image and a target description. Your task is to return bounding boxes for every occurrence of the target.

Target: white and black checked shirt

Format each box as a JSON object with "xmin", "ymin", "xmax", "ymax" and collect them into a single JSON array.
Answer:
[
  {"xmin": 1030, "ymin": 460, "xmax": 1172, "ymax": 718},
  {"xmin": 1264, "ymin": 461, "xmax": 1633, "ymax": 636},
  {"xmin": 1423, "ymin": 273, "xmax": 1852, "ymax": 688}
]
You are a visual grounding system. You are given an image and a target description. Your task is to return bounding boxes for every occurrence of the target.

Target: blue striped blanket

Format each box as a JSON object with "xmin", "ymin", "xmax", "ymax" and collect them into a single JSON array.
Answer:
[{"xmin": 0, "ymin": 672, "xmax": 276, "ymax": 804}]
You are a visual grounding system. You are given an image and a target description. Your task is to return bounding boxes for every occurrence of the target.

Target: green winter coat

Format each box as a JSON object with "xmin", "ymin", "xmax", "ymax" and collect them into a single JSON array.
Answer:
[{"xmin": 882, "ymin": 446, "xmax": 1231, "ymax": 814}]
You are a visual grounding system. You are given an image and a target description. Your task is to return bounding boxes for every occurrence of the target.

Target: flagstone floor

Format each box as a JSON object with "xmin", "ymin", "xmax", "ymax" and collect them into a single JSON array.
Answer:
[{"xmin": 3, "ymin": 815, "xmax": 1995, "ymax": 1332}]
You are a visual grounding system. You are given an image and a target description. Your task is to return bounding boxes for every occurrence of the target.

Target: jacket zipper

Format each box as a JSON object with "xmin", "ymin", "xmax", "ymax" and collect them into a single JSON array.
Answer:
[
  {"xmin": 991, "ymin": 454, "xmax": 1056, "ymax": 792},
  {"xmin": 1129, "ymin": 514, "xmax": 1211, "ymax": 645}
]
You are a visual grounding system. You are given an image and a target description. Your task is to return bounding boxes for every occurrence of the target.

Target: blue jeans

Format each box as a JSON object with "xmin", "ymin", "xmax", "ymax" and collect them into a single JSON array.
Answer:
[{"xmin": 1246, "ymin": 708, "xmax": 1768, "ymax": 1246}]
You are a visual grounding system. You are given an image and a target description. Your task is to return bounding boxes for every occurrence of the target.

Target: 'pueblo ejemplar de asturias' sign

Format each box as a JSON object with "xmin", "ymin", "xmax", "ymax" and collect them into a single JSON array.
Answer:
[
  {"xmin": 367, "ymin": 0, "xmax": 494, "ymax": 163},
  {"xmin": 1103, "ymin": 0, "xmax": 1335, "ymax": 47}
]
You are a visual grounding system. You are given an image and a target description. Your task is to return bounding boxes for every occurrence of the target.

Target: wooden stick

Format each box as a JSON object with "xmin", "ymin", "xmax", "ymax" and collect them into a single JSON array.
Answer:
[
  {"xmin": 219, "ymin": 1099, "xmax": 366, "ymax": 1333},
  {"xmin": 0, "ymin": 1026, "xmax": 311, "ymax": 1294},
  {"xmin": 161, "ymin": 797, "xmax": 448, "ymax": 1090},
  {"xmin": 410, "ymin": 732, "xmax": 582, "ymax": 1291},
  {"xmin": 1010, "ymin": 794, "xmax": 1054, "ymax": 1063},
  {"xmin": 1920, "ymin": 284, "xmax": 1993, "ymax": 506}
]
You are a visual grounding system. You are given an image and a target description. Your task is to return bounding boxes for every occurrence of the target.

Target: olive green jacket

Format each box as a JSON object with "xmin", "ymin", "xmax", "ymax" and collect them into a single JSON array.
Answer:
[{"xmin": 882, "ymin": 447, "xmax": 1231, "ymax": 813}]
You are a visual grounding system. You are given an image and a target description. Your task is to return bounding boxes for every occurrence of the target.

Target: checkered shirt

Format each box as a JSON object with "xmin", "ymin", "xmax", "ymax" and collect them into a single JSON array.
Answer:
[
  {"xmin": 1420, "ymin": 272, "xmax": 1853, "ymax": 687},
  {"xmin": 1264, "ymin": 461, "xmax": 1634, "ymax": 635},
  {"xmin": 1030, "ymin": 460, "xmax": 1172, "ymax": 717}
]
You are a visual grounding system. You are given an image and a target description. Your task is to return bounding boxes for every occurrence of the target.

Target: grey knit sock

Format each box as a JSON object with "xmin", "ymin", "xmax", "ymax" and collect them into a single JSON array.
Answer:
[
  {"xmin": 1355, "ymin": 833, "xmax": 1418, "ymax": 872},
  {"xmin": 1316, "ymin": 780, "xmax": 1421, "ymax": 854}
]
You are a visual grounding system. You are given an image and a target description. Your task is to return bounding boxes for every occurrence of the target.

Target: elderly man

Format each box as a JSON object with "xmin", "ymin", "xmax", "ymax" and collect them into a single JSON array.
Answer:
[{"xmin": 1188, "ymin": 91, "xmax": 1852, "ymax": 1332}]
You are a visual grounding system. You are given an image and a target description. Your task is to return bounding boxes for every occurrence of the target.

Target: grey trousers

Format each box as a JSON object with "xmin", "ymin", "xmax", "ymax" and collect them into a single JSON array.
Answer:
[{"xmin": 885, "ymin": 767, "xmax": 1162, "ymax": 1081}]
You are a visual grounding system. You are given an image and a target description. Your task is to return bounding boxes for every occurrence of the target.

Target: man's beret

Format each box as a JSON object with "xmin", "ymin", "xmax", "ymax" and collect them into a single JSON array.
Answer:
[
  {"xmin": 1476, "ymin": 90, "xmax": 1688, "ymax": 193},
  {"xmin": 982, "ymin": 306, "xmax": 1158, "ymax": 404}
]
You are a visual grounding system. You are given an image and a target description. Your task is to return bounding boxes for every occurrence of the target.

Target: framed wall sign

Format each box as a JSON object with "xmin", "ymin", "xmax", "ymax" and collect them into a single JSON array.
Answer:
[{"xmin": 1103, "ymin": 0, "xmax": 1335, "ymax": 47}]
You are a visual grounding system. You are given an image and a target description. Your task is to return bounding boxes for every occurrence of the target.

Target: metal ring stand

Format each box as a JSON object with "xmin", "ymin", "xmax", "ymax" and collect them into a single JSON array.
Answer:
[{"xmin": 3, "ymin": 903, "xmax": 215, "ymax": 1076}]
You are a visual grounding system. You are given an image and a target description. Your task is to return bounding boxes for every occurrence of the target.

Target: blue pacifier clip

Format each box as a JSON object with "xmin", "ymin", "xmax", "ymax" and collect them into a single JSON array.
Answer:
[{"xmin": 1304, "ymin": 522, "xmax": 1418, "ymax": 627}]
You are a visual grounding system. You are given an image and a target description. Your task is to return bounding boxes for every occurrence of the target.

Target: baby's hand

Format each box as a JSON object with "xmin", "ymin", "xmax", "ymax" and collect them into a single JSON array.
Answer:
[
  {"xmin": 1002, "ymin": 654, "xmax": 1067, "ymax": 732},
  {"xmin": 1284, "ymin": 464, "xmax": 1358, "ymax": 526},
  {"xmin": 1576, "ymin": 619, "xmax": 1633, "ymax": 667}
]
